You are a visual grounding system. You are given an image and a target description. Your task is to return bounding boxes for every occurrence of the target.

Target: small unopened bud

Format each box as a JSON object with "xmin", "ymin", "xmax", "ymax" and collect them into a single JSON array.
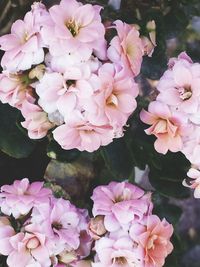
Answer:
[
  {"xmin": 146, "ymin": 20, "xmax": 156, "ymax": 31},
  {"xmin": 89, "ymin": 216, "xmax": 107, "ymax": 239},
  {"xmin": 26, "ymin": 237, "xmax": 40, "ymax": 249},
  {"xmin": 146, "ymin": 20, "xmax": 156, "ymax": 48},
  {"xmin": 0, "ymin": 216, "xmax": 10, "ymax": 227},
  {"xmin": 29, "ymin": 64, "xmax": 45, "ymax": 80},
  {"xmin": 59, "ymin": 250, "xmax": 77, "ymax": 264}
]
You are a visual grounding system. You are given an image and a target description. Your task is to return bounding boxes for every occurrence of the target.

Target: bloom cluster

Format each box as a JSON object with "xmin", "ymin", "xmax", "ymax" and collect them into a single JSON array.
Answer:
[
  {"xmin": 0, "ymin": 0, "xmax": 148, "ymax": 152},
  {"xmin": 89, "ymin": 181, "xmax": 174, "ymax": 267},
  {"xmin": 140, "ymin": 52, "xmax": 200, "ymax": 198},
  {"xmin": 0, "ymin": 178, "xmax": 92, "ymax": 267},
  {"xmin": 0, "ymin": 179, "xmax": 174, "ymax": 267}
]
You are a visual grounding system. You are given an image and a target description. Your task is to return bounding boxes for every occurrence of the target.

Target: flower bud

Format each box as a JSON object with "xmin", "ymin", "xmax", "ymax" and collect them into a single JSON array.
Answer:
[
  {"xmin": 146, "ymin": 20, "xmax": 156, "ymax": 31},
  {"xmin": 29, "ymin": 64, "xmax": 45, "ymax": 80},
  {"xmin": 89, "ymin": 216, "xmax": 107, "ymax": 239},
  {"xmin": 59, "ymin": 250, "xmax": 77, "ymax": 264},
  {"xmin": 26, "ymin": 237, "xmax": 40, "ymax": 249},
  {"xmin": 0, "ymin": 216, "xmax": 10, "ymax": 227}
]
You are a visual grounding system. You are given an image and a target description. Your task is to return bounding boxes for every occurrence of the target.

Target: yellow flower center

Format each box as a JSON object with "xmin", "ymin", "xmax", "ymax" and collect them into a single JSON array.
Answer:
[
  {"xmin": 178, "ymin": 85, "xmax": 192, "ymax": 101},
  {"xmin": 113, "ymin": 257, "xmax": 127, "ymax": 265},
  {"xmin": 66, "ymin": 20, "xmax": 80, "ymax": 37},
  {"xmin": 147, "ymin": 234, "xmax": 158, "ymax": 250},
  {"xmin": 106, "ymin": 94, "xmax": 118, "ymax": 107}
]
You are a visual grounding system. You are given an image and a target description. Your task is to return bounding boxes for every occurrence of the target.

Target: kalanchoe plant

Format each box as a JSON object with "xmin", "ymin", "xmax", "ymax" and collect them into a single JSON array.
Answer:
[
  {"xmin": 0, "ymin": 0, "xmax": 154, "ymax": 153},
  {"xmin": 0, "ymin": 178, "xmax": 92, "ymax": 267},
  {"xmin": 0, "ymin": 0, "xmax": 200, "ymax": 267},
  {"xmin": 140, "ymin": 52, "xmax": 200, "ymax": 198},
  {"xmin": 0, "ymin": 178, "xmax": 174, "ymax": 267}
]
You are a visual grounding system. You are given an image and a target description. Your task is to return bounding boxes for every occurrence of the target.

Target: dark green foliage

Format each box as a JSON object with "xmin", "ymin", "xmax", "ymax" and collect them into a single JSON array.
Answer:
[
  {"xmin": 47, "ymin": 140, "xmax": 81, "ymax": 162},
  {"xmin": 0, "ymin": 104, "xmax": 36, "ymax": 158}
]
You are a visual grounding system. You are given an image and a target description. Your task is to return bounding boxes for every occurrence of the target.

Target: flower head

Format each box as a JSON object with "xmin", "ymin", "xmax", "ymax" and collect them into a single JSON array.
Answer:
[
  {"xmin": 130, "ymin": 215, "xmax": 173, "ymax": 267},
  {"xmin": 140, "ymin": 101, "xmax": 191, "ymax": 154},
  {"xmin": 91, "ymin": 181, "xmax": 152, "ymax": 232},
  {"xmin": 157, "ymin": 52, "xmax": 200, "ymax": 115},
  {"xmin": 108, "ymin": 20, "xmax": 144, "ymax": 77},
  {"xmin": 0, "ymin": 178, "xmax": 52, "ymax": 218}
]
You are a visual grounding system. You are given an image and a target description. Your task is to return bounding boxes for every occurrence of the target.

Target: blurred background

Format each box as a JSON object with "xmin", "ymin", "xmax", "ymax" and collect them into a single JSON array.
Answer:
[{"xmin": 0, "ymin": 0, "xmax": 200, "ymax": 266}]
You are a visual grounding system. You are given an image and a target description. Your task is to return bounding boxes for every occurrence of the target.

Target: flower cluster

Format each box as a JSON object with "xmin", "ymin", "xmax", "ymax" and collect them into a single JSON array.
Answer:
[
  {"xmin": 0, "ymin": 0, "xmax": 148, "ymax": 152},
  {"xmin": 140, "ymin": 52, "xmax": 200, "ymax": 198},
  {"xmin": 0, "ymin": 178, "xmax": 92, "ymax": 267},
  {"xmin": 89, "ymin": 181, "xmax": 174, "ymax": 267},
  {"xmin": 0, "ymin": 178, "xmax": 174, "ymax": 267}
]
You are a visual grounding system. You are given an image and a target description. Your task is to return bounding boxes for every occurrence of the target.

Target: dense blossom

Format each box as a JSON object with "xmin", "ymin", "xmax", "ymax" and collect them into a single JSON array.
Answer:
[
  {"xmin": 140, "ymin": 52, "xmax": 200, "ymax": 197},
  {"xmin": 91, "ymin": 181, "xmax": 152, "ymax": 231},
  {"xmin": 0, "ymin": 179, "xmax": 174, "ymax": 267},
  {"xmin": 0, "ymin": 178, "xmax": 91, "ymax": 267},
  {"xmin": 140, "ymin": 101, "xmax": 191, "ymax": 154},
  {"xmin": 0, "ymin": 3, "xmax": 50, "ymax": 72},
  {"xmin": 157, "ymin": 52, "xmax": 200, "ymax": 116},
  {"xmin": 0, "ymin": 178, "xmax": 51, "ymax": 218},
  {"xmin": 0, "ymin": 0, "xmax": 151, "ymax": 152},
  {"xmin": 90, "ymin": 181, "xmax": 173, "ymax": 267}
]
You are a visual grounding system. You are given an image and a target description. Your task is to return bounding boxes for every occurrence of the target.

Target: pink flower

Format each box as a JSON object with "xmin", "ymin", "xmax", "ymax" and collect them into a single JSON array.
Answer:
[
  {"xmin": 85, "ymin": 63, "xmax": 138, "ymax": 128},
  {"xmin": 75, "ymin": 209, "xmax": 92, "ymax": 259},
  {"xmin": 21, "ymin": 101, "xmax": 54, "ymax": 139},
  {"xmin": 36, "ymin": 71, "xmax": 100, "ymax": 122},
  {"xmin": 42, "ymin": 0, "xmax": 105, "ymax": 58},
  {"xmin": 31, "ymin": 198, "xmax": 81, "ymax": 252},
  {"xmin": 30, "ymin": 198, "xmax": 91, "ymax": 260},
  {"xmin": 0, "ymin": 178, "xmax": 52, "ymax": 218},
  {"xmin": 181, "ymin": 126, "xmax": 200, "ymax": 166},
  {"xmin": 36, "ymin": 72, "xmax": 67, "ymax": 114},
  {"xmin": 31, "ymin": 2, "xmax": 53, "ymax": 28},
  {"xmin": 157, "ymin": 53, "xmax": 200, "ymax": 115},
  {"xmin": 140, "ymin": 101, "xmax": 191, "ymax": 154},
  {"xmin": 183, "ymin": 167, "xmax": 200, "ymax": 198},
  {"xmin": 130, "ymin": 215, "xmax": 173, "ymax": 267},
  {"xmin": 7, "ymin": 231, "xmax": 52, "ymax": 267},
  {"xmin": 107, "ymin": 20, "xmax": 144, "ymax": 76},
  {"xmin": 46, "ymin": 50, "xmax": 99, "ymax": 80},
  {"xmin": 53, "ymin": 112, "xmax": 114, "ymax": 152},
  {"xmin": 0, "ymin": 10, "xmax": 46, "ymax": 72},
  {"xmin": 91, "ymin": 181, "xmax": 152, "ymax": 232},
  {"xmin": 92, "ymin": 235, "xmax": 143, "ymax": 267},
  {"xmin": 0, "ymin": 72, "xmax": 35, "ymax": 109},
  {"xmin": 168, "ymin": 51, "xmax": 193, "ymax": 69},
  {"xmin": 0, "ymin": 217, "xmax": 15, "ymax": 256}
]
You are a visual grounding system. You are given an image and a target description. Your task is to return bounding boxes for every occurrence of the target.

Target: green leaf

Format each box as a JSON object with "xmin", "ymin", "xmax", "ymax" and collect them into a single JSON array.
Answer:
[
  {"xmin": 47, "ymin": 140, "xmax": 81, "ymax": 162},
  {"xmin": 164, "ymin": 232, "xmax": 185, "ymax": 267},
  {"xmin": 100, "ymin": 136, "xmax": 135, "ymax": 181},
  {"xmin": 164, "ymin": 7, "xmax": 189, "ymax": 38},
  {"xmin": 149, "ymin": 170, "xmax": 190, "ymax": 198},
  {"xmin": 0, "ymin": 103, "xmax": 36, "ymax": 158},
  {"xmin": 164, "ymin": 253, "xmax": 179, "ymax": 267},
  {"xmin": 154, "ymin": 202, "xmax": 182, "ymax": 225}
]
